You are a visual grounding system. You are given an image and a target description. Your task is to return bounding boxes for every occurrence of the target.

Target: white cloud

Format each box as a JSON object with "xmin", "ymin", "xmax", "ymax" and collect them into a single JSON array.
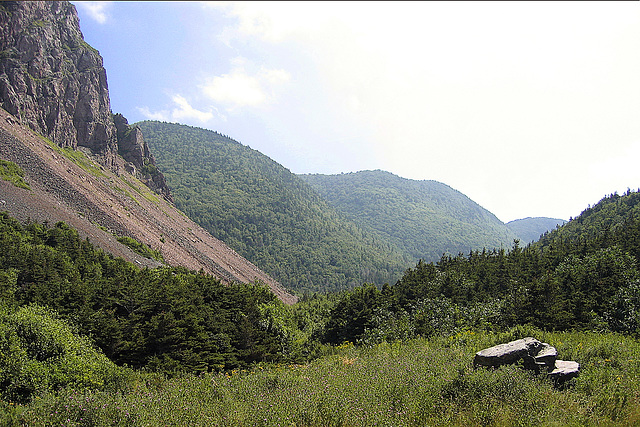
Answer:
[
  {"xmin": 74, "ymin": 1, "xmax": 112, "ymax": 24},
  {"xmin": 136, "ymin": 106, "xmax": 168, "ymax": 122},
  {"xmin": 192, "ymin": 2, "xmax": 639, "ymax": 221},
  {"xmin": 204, "ymin": 2, "xmax": 338, "ymax": 43},
  {"xmin": 137, "ymin": 95, "xmax": 216, "ymax": 124},
  {"xmin": 170, "ymin": 95, "xmax": 215, "ymax": 123},
  {"xmin": 200, "ymin": 61, "xmax": 290, "ymax": 111}
]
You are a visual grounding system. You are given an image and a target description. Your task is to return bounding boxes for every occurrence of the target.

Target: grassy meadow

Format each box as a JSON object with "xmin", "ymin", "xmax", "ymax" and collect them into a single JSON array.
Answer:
[{"xmin": 6, "ymin": 328, "xmax": 640, "ymax": 427}]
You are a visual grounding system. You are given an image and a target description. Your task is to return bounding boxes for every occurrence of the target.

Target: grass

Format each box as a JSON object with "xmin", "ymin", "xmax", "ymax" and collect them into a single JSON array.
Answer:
[
  {"xmin": 0, "ymin": 159, "xmax": 30, "ymax": 190},
  {"xmin": 116, "ymin": 235, "xmax": 164, "ymax": 263},
  {"xmin": 119, "ymin": 176, "xmax": 160, "ymax": 204},
  {"xmin": 41, "ymin": 136, "xmax": 107, "ymax": 179},
  {"xmin": 8, "ymin": 329, "xmax": 640, "ymax": 426}
]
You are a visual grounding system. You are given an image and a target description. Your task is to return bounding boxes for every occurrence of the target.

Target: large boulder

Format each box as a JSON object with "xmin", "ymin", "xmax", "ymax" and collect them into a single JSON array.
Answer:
[
  {"xmin": 473, "ymin": 337, "xmax": 544, "ymax": 368},
  {"xmin": 474, "ymin": 337, "xmax": 579, "ymax": 384},
  {"xmin": 548, "ymin": 360, "xmax": 580, "ymax": 383}
]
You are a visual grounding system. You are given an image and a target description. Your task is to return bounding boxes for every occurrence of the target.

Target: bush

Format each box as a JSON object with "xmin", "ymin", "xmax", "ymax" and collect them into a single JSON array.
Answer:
[{"xmin": 0, "ymin": 304, "xmax": 129, "ymax": 403}]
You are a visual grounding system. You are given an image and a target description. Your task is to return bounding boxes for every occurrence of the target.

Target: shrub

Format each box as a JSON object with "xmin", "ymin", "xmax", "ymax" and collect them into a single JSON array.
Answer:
[
  {"xmin": 0, "ymin": 304, "xmax": 129, "ymax": 403},
  {"xmin": 0, "ymin": 159, "xmax": 30, "ymax": 190}
]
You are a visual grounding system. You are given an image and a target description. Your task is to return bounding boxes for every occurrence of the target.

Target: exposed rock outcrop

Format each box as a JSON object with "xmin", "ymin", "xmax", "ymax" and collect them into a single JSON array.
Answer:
[
  {"xmin": 0, "ymin": 1, "xmax": 295, "ymax": 303},
  {"xmin": 0, "ymin": 1, "xmax": 170, "ymax": 199},
  {"xmin": 114, "ymin": 113, "xmax": 172, "ymax": 202}
]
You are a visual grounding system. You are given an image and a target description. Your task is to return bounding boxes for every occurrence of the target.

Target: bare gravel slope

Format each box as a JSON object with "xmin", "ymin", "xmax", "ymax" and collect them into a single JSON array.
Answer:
[{"xmin": 0, "ymin": 108, "xmax": 297, "ymax": 304}]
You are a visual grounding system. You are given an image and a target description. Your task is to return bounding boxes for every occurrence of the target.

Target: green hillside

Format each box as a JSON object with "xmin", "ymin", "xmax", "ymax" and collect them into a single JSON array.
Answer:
[
  {"xmin": 535, "ymin": 190, "xmax": 640, "ymax": 260},
  {"xmin": 506, "ymin": 217, "xmax": 566, "ymax": 244},
  {"xmin": 137, "ymin": 121, "xmax": 408, "ymax": 294},
  {"xmin": 300, "ymin": 170, "xmax": 518, "ymax": 262}
]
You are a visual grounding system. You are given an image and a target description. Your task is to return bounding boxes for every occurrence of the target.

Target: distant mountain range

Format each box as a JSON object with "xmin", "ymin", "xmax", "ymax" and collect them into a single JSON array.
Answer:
[{"xmin": 506, "ymin": 217, "xmax": 567, "ymax": 244}]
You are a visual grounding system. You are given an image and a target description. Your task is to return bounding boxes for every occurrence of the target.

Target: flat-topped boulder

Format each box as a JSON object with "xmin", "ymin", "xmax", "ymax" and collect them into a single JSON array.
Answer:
[
  {"xmin": 534, "ymin": 343, "xmax": 558, "ymax": 368},
  {"xmin": 548, "ymin": 360, "xmax": 580, "ymax": 383},
  {"xmin": 474, "ymin": 337, "xmax": 579, "ymax": 385},
  {"xmin": 474, "ymin": 337, "xmax": 543, "ymax": 368}
]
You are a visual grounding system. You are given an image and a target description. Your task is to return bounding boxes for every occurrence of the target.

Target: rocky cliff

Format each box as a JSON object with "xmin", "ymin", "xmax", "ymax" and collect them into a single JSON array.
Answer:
[{"xmin": 0, "ymin": 0, "xmax": 171, "ymax": 200}]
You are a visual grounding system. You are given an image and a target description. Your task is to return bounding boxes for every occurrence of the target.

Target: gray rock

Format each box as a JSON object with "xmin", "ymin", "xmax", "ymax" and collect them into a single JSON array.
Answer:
[
  {"xmin": 534, "ymin": 343, "xmax": 558, "ymax": 368},
  {"xmin": 548, "ymin": 360, "xmax": 580, "ymax": 383},
  {"xmin": 475, "ymin": 338, "xmax": 580, "ymax": 386},
  {"xmin": 0, "ymin": 1, "xmax": 172, "ymax": 200},
  {"xmin": 473, "ymin": 337, "xmax": 543, "ymax": 368}
]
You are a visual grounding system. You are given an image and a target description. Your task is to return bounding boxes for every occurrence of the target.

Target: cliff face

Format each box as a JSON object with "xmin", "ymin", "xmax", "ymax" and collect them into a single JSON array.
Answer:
[{"xmin": 0, "ymin": 1, "xmax": 171, "ymax": 200}]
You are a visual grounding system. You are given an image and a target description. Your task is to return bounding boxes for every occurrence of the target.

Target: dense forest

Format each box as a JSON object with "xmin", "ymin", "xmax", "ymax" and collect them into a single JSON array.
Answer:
[
  {"xmin": 300, "ymin": 170, "xmax": 519, "ymax": 262},
  {"xmin": 0, "ymin": 212, "xmax": 288, "ymax": 380},
  {"xmin": 323, "ymin": 190, "xmax": 640, "ymax": 345},
  {"xmin": 137, "ymin": 121, "xmax": 409, "ymax": 293}
]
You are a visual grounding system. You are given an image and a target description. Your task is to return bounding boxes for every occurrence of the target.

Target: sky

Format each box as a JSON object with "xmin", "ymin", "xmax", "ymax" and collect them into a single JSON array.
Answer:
[{"xmin": 71, "ymin": 1, "xmax": 640, "ymax": 223}]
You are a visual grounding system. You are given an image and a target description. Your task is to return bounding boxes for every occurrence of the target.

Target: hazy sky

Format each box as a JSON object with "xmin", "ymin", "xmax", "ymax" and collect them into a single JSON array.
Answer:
[{"xmin": 72, "ymin": 1, "xmax": 640, "ymax": 223}]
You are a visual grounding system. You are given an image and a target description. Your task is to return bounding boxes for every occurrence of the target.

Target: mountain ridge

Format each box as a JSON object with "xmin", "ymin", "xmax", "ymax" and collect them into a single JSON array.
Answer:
[
  {"xmin": 506, "ymin": 216, "xmax": 567, "ymax": 244},
  {"xmin": 300, "ymin": 170, "xmax": 519, "ymax": 262},
  {"xmin": 137, "ymin": 120, "xmax": 409, "ymax": 293}
]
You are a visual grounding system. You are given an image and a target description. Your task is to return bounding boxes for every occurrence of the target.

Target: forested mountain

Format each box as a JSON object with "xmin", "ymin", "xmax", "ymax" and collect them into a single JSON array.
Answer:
[
  {"xmin": 324, "ymin": 190, "xmax": 640, "ymax": 345},
  {"xmin": 300, "ymin": 170, "xmax": 519, "ymax": 262},
  {"xmin": 506, "ymin": 217, "xmax": 567, "ymax": 244},
  {"xmin": 138, "ymin": 121, "xmax": 409, "ymax": 293}
]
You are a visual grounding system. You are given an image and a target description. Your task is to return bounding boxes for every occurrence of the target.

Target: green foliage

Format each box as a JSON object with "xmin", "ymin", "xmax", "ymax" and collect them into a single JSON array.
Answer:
[
  {"xmin": 116, "ymin": 235, "xmax": 164, "ymax": 262},
  {"xmin": 301, "ymin": 170, "xmax": 520, "ymax": 263},
  {"xmin": 137, "ymin": 121, "xmax": 408, "ymax": 293},
  {"xmin": 607, "ymin": 280, "xmax": 640, "ymax": 334},
  {"xmin": 0, "ymin": 211, "xmax": 291, "ymax": 375},
  {"xmin": 0, "ymin": 159, "xmax": 30, "ymax": 190},
  {"xmin": 317, "ymin": 190, "xmax": 640, "ymax": 344},
  {"xmin": 0, "ymin": 304, "xmax": 127, "ymax": 403}
]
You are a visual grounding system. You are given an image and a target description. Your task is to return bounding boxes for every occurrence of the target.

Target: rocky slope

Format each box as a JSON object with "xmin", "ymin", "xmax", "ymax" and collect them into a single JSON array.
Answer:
[
  {"xmin": 0, "ymin": 107, "xmax": 296, "ymax": 304},
  {"xmin": 0, "ymin": 1, "xmax": 170, "ymax": 199},
  {"xmin": 0, "ymin": 1, "xmax": 295, "ymax": 303}
]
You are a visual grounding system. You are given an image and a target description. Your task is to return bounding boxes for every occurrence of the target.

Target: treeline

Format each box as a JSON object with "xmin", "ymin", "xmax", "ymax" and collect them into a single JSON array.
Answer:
[
  {"xmin": 2, "ymin": 189, "xmax": 640, "ymax": 405},
  {"xmin": 318, "ymin": 190, "xmax": 640, "ymax": 345},
  {"xmin": 137, "ymin": 121, "xmax": 408, "ymax": 293}
]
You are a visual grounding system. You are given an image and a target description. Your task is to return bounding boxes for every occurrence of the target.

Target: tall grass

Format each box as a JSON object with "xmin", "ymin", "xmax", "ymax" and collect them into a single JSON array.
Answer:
[{"xmin": 11, "ymin": 329, "xmax": 640, "ymax": 426}]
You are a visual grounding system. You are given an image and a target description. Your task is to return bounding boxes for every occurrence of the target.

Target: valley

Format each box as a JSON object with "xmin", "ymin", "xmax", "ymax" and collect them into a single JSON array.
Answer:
[{"xmin": 1, "ymin": 2, "xmax": 638, "ymax": 425}]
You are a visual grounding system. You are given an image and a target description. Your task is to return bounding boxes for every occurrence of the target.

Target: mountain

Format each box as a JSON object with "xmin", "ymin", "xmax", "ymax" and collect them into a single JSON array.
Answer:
[
  {"xmin": 137, "ymin": 121, "xmax": 409, "ymax": 293},
  {"xmin": 506, "ymin": 217, "xmax": 566, "ymax": 244},
  {"xmin": 0, "ymin": 0, "xmax": 170, "ymax": 200},
  {"xmin": 300, "ymin": 170, "xmax": 519, "ymax": 262},
  {"xmin": 0, "ymin": 1, "xmax": 295, "ymax": 304}
]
